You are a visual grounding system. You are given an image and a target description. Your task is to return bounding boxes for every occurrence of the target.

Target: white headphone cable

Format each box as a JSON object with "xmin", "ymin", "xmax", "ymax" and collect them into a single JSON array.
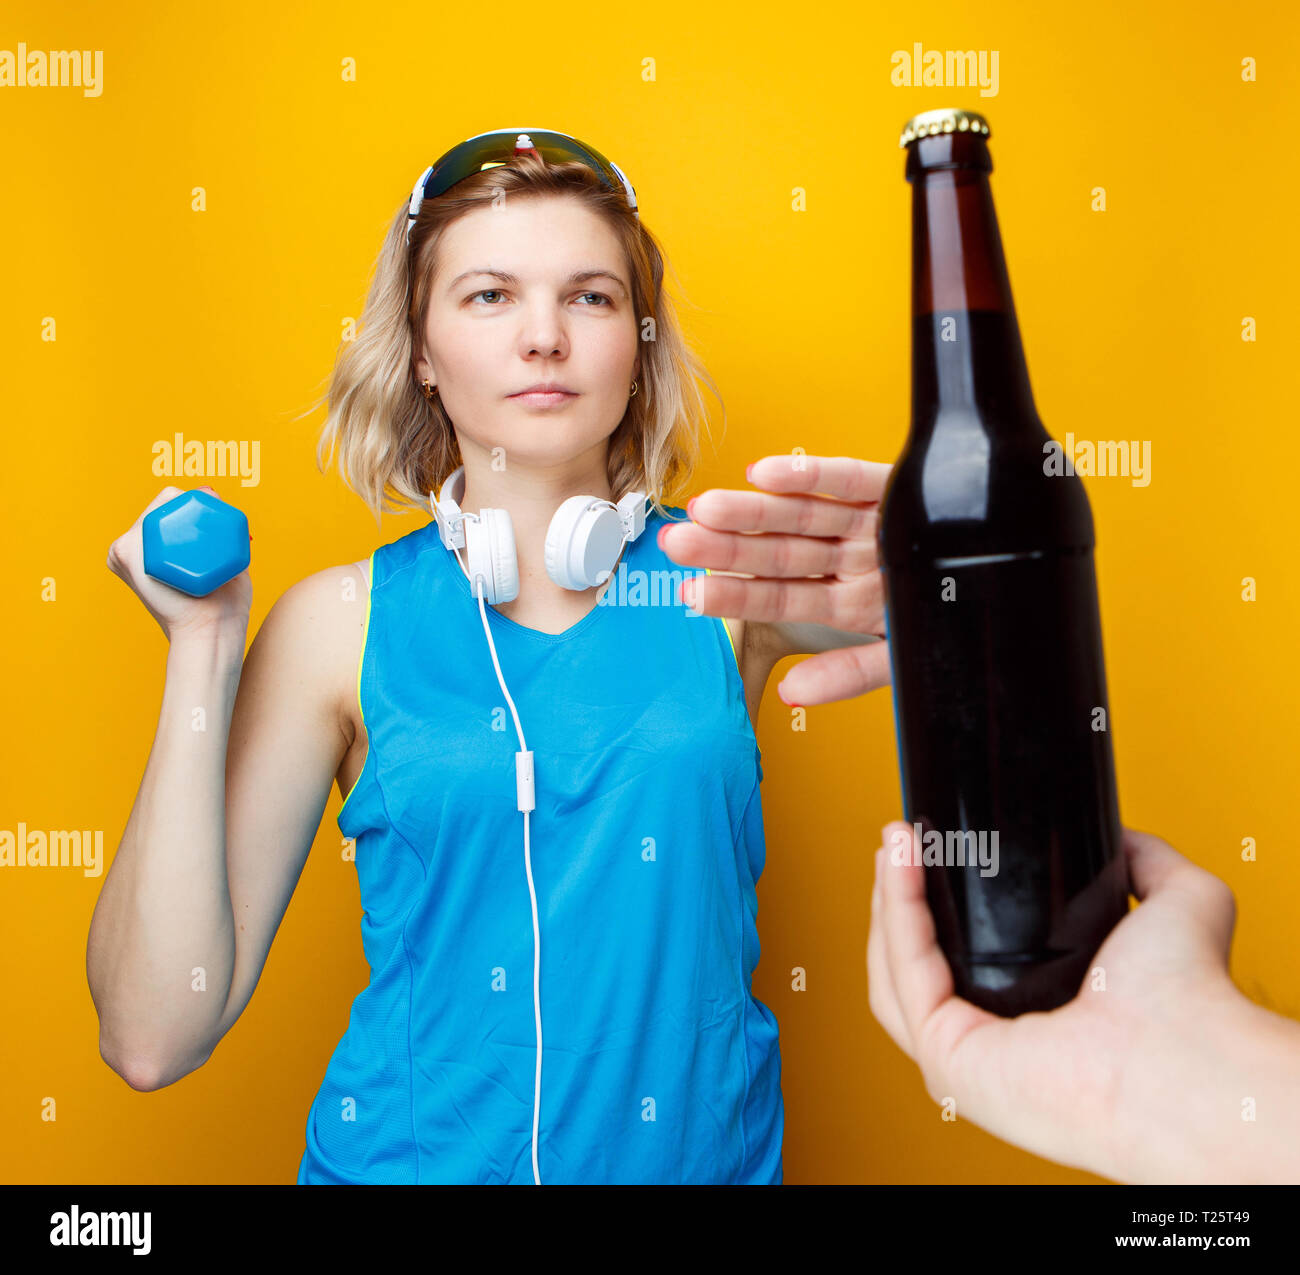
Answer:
[{"xmin": 458, "ymin": 540, "xmax": 544, "ymax": 1187}]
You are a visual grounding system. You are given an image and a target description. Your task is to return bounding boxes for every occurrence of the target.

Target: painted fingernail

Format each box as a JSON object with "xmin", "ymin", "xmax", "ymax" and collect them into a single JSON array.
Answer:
[
  {"xmin": 746, "ymin": 464, "xmax": 754, "ymax": 481},
  {"xmin": 681, "ymin": 579, "xmax": 695, "ymax": 606},
  {"xmin": 687, "ymin": 496, "xmax": 697, "ymax": 519}
]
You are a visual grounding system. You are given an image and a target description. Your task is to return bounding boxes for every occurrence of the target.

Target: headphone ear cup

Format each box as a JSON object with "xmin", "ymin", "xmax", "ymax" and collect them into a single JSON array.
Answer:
[
  {"xmin": 546, "ymin": 497, "xmax": 625, "ymax": 590},
  {"xmin": 486, "ymin": 507, "xmax": 520, "ymax": 604},
  {"xmin": 465, "ymin": 508, "xmax": 520, "ymax": 604},
  {"xmin": 488, "ymin": 508, "xmax": 520, "ymax": 604},
  {"xmin": 544, "ymin": 500, "xmax": 579, "ymax": 590}
]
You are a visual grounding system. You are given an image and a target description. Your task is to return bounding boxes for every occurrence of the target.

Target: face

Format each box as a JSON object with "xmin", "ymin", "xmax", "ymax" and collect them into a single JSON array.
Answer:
[{"xmin": 415, "ymin": 196, "xmax": 640, "ymax": 470}]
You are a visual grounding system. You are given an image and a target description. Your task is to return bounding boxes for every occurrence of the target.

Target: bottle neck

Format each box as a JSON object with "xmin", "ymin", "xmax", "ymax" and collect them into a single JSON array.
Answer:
[{"xmin": 909, "ymin": 158, "xmax": 1037, "ymax": 431}]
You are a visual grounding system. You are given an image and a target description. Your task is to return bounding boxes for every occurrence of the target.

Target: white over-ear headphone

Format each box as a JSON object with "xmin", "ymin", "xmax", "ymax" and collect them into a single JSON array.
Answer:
[
  {"xmin": 426, "ymin": 465, "xmax": 650, "ymax": 1185},
  {"xmin": 430, "ymin": 465, "xmax": 648, "ymax": 603}
]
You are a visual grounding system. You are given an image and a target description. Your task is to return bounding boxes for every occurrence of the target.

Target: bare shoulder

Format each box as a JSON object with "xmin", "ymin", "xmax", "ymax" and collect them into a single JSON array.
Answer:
[{"xmin": 270, "ymin": 561, "xmax": 371, "ymax": 743}]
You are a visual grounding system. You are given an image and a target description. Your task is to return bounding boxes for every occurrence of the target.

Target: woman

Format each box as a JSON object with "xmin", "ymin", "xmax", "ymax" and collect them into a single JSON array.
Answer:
[{"xmin": 92, "ymin": 127, "xmax": 879, "ymax": 1185}]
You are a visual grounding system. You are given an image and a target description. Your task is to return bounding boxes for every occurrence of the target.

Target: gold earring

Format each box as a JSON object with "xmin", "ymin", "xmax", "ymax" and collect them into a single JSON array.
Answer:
[
  {"xmin": 422, "ymin": 379, "xmax": 438, "ymax": 401},
  {"xmin": 629, "ymin": 379, "xmax": 638, "ymax": 398}
]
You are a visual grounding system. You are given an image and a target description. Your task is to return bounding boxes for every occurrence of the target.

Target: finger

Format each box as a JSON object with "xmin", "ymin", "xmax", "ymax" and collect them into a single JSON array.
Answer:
[
  {"xmin": 685, "ymin": 487, "xmax": 878, "ymax": 541},
  {"xmin": 109, "ymin": 488, "xmax": 182, "ymax": 577},
  {"xmin": 1123, "ymin": 826, "xmax": 1237, "ymax": 962},
  {"xmin": 868, "ymin": 843, "xmax": 913, "ymax": 1056},
  {"xmin": 775, "ymin": 642, "xmax": 892, "ymax": 706},
  {"xmin": 661, "ymin": 519, "xmax": 877, "ymax": 578},
  {"xmin": 879, "ymin": 822, "xmax": 1002, "ymax": 1104},
  {"xmin": 685, "ymin": 569, "xmax": 883, "ymax": 631},
  {"xmin": 748, "ymin": 454, "xmax": 894, "ymax": 504},
  {"xmin": 879, "ymin": 821, "xmax": 962, "ymax": 1048},
  {"xmin": 1123, "ymin": 826, "xmax": 1202, "ymax": 901}
]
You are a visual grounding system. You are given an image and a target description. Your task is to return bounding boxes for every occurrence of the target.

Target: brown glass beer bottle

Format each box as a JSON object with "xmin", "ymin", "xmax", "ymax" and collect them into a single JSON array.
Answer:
[{"xmin": 877, "ymin": 108, "xmax": 1131, "ymax": 1017}]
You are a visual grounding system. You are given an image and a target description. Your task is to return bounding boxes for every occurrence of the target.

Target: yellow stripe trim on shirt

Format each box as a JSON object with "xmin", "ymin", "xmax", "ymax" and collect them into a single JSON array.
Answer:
[
  {"xmin": 338, "ymin": 552, "xmax": 376, "ymax": 820},
  {"xmin": 702, "ymin": 567, "xmax": 739, "ymax": 667}
]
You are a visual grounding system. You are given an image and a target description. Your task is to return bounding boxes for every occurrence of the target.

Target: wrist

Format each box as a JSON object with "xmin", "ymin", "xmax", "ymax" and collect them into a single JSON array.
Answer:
[
  {"xmin": 1109, "ymin": 976, "xmax": 1300, "ymax": 1184},
  {"xmin": 166, "ymin": 624, "xmax": 248, "ymax": 679},
  {"xmin": 168, "ymin": 620, "xmax": 248, "ymax": 654}
]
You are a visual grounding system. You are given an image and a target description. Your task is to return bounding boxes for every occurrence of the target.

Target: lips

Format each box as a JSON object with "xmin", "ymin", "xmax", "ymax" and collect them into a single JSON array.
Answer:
[{"xmin": 508, "ymin": 386, "xmax": 578, "ymax": 407}]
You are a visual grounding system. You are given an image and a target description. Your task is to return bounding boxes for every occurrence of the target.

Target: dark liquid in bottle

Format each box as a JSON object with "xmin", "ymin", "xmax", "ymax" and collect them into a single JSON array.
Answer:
[{"xmin": 881, "ymin": 301, "xmax": 1130, "ymax": 1016}]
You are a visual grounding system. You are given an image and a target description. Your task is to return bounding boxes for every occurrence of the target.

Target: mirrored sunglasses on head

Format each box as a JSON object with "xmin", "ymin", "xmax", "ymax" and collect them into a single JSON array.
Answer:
[{"xmin": 406, "ymin": 127, "xmax": 638, "ymax": 242}]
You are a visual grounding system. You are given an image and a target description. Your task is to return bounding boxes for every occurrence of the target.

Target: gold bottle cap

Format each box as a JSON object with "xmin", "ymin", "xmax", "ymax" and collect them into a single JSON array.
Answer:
[{"xmin": 899, "ymin": 108, "xmax": 991, "ymax": 148}]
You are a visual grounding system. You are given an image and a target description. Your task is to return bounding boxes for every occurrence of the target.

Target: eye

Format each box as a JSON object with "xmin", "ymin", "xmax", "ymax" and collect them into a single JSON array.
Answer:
[{"xmin": 466, "ymin": 289, "xmax": 612, "ymax": 307}]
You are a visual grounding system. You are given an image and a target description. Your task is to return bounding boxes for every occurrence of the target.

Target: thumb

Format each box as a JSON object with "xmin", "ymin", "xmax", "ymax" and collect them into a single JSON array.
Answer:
[{"xmin": 777, "ymin": 639, "xmax": 891, "ymax": 706}]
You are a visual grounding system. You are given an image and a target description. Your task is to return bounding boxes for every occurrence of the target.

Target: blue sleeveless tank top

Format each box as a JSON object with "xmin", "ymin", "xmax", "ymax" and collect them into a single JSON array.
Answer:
[{"xmin": 296, "ymin": 504, "xmax": 783, "ymax": 1184}]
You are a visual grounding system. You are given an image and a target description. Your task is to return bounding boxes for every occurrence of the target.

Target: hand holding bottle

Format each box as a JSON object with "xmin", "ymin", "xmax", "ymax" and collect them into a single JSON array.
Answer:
[{"xmin": 869, "ymin": 819, "xmax": 1300, "ymax": 1183}]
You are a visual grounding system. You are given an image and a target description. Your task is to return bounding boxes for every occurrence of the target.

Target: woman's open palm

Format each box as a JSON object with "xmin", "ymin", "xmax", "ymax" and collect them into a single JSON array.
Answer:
[{"xmin": 659, "ymin": 454, "xmax": 894, "ymax": 705}]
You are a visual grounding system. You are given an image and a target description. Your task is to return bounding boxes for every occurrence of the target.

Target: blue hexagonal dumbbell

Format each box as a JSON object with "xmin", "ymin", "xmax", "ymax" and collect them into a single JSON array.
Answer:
[{"xmin": 142, "ymin": 490, "xmax": 251, "ymax": 597}]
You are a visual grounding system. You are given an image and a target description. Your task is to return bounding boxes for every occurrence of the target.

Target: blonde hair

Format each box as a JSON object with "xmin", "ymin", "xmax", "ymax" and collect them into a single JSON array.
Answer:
[{"xmin": 304, "ymin": 148, "xmax": 724, "ymax": 527}]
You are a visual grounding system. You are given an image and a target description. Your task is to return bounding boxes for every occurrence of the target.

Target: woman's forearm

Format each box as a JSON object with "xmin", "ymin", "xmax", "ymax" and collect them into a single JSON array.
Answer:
[
  {"xmin": 769, "ymin": 620, "xmax": 881, "ymax": 655},
  {"xmin": 86, "ymin": 628, "xmax": 245, "ymax": 1088}
]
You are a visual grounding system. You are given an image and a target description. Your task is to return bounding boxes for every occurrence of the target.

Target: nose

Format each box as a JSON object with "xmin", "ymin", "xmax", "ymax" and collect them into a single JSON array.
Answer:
[{"xmin": 518, "ymin": 303, "xmax": 569, "ymax": 360}]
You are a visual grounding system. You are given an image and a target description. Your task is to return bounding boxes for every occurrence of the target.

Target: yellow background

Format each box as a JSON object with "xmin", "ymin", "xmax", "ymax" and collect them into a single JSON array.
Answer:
[{"xmin": 3, "ymin": 0, "xmax": 1297, "ymax": 1185}]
